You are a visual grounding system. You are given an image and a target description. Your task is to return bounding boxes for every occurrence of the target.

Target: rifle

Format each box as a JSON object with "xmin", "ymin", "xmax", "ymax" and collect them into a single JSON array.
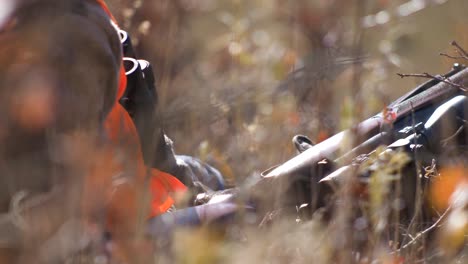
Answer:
[
  {"xmin": 148, "ymin": 64, "xmax": 468, "ymax": 232},
  {"xmin": 249, "ymin": 64, "xmax": 468, "ymax": 208}
]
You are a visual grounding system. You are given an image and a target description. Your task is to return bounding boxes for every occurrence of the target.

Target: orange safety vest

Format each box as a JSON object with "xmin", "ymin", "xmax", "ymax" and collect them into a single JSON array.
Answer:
[{"xmin": 92, "ymin": 0, "xmax": 186, "ymax": 219}]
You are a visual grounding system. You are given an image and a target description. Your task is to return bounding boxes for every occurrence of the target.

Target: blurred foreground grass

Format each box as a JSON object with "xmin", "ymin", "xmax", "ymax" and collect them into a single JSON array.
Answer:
[{"xmin": 1, "ymin": 0, "xmax": 467, "ymax": 263}]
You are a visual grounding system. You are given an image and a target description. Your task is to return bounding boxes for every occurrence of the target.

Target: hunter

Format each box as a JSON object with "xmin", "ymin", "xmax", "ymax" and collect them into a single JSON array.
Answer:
[{"xmin": 0, "ymin": 0, "xmax": 223, "ymax": 262}]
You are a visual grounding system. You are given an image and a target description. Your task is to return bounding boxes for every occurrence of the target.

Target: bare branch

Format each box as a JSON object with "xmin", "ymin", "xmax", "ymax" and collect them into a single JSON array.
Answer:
[
  {"xmin": 397, "ymin": 206, "xmax": 451, "ymax": 252},
  {"xmin": 451, "ymin": 41, "xmax": 468, "ymax": 57},
  {"xmin": 439, "ymin": 52, "xmax": 468, "ymax": 61},
  {"xmin": 439, "ymin": 41, "xmax": 468, "ymax": 62},
  {"xmin": 441, "ymin": 125, "xmax": 465, "ymax": 147},
  {"xmin": 397, "ymin": 72, "xmax": 467, "ymax": 92}
]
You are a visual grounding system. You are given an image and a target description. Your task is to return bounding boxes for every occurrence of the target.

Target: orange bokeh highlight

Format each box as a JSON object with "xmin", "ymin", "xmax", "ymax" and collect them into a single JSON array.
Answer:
[{"xmin": 429, "ymin": 165, "xmax": 468, "ymax": 212}]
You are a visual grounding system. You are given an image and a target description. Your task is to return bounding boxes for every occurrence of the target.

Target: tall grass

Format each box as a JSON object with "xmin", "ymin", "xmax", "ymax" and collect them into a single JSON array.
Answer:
[{"xmin": 1, "ymin": 0, "xmax": 467, "ymax": 263}]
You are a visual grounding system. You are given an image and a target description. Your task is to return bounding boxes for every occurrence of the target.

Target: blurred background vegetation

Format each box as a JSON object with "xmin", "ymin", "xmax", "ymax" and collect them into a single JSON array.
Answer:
[
  {"xmin": 103, "ymin": 1, "xmax": 468, "ymax": 262},
  {"xmin": 108, "ymin": 0, "xmax": 468, "ymax": 186}
]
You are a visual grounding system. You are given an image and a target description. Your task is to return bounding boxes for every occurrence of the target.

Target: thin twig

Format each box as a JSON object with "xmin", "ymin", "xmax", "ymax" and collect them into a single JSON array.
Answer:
[
  {"xmin": 440, "ymin": 125, "xmax": 465, "ymax": 146},
  {"xmin": 454, "ymin": 50, "xmax": 468, "ymax": 60},
  {"xmin": 397, "ymin": 206, "xmax": 451, "ymax": 252},
  {"xmin": 439, "ymin": 41, "xmax": 468, "ymax": 61},
  {"xmin": 439, "ymin": 52, "xmax": 468, "ymax": 61},
  {"xmin": 414, "ymin": 250, "xmax": 444, "ymax": 263},
  {"xmin": 401, "ymin": 101, "xmax": 424, "ymax": 251},
  {"xmin": 451, "ymin": 41, "xmax": 468, "ymax": 57},
  {"xmin": 397, "ymin": 72, "xmax": 467, "ymax": 92}
]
